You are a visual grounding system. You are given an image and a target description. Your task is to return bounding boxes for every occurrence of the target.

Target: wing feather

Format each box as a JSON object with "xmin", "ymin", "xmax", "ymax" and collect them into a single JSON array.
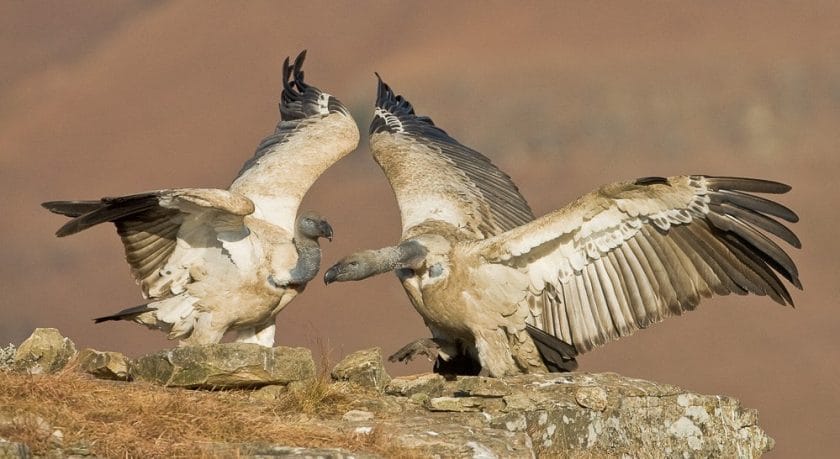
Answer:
[
  {"xmin": 44, "ymin": 188, "xmax": 255, "ymax": 297},
  {"xmin": 369, "ymin": 76, "xmax": 533, "ymax": 239},
  {"xmin": 230, "ymin": 51, "xmax": 359, "ymax": 233},
  {"xmin": 475, "ymin": 175, "xmax": 801, "ymax": 353}
]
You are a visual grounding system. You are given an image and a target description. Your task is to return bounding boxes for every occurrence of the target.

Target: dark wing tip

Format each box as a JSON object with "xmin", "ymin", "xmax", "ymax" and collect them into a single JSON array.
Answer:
[
  {"xmin": 279, "ymin": 50, "xmax": 348, "ymax": 121},
  {"xmin": 370, "ymin": 74, "xmax": 445, "ymax": 137}
]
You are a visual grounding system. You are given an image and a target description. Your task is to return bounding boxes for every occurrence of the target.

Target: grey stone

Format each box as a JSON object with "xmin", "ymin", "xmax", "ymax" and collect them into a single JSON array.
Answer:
[
  {"xmin": 13, "ymin": 328, "xmax": 76, "ymax": 374},
  {"xmin": 0, "ymin": 344, "xmax": 15, "ymax": 371},
  {"xmin": 75, "ymin": 348, "xmax": 131, "ymax": 381},
  {"xmin": 450, "ymin": 375, "xmax": 509, "ymax": 397},
  {"xmin": 0, "ymin": 438, "xmax": 30, "ymax": 459},
  {"xmin": 574, "ymin": 385, "xmax": 609, "ymax": 411},
  {"xmin": 251, "ymin": 384, "xmax": 289, "ymax": 402},
  {"xmin": 330, "ymin": 348, "xmax": 390, "ymax": 392},
  {"xmin": 384, "ymin": 373, "xmax": 444, "ymax": 397},
  {"xmin": 131, "ymin": 343, "xmax": 315, "ymax": 389},
  {"xmin": 341, "ymin": 410, "xmax": 375, "ymax": 422},
  {"xmin": 425, "ymin": 396, "xmax": 489, "ymax": 412}
]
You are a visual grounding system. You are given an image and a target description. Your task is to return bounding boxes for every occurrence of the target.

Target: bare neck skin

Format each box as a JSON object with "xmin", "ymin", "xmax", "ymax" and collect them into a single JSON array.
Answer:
[
  {"xmin": 370, "ymin": 241, "xmax": 428, "ymax": 276},
  {"xmin": 287, "ymin": 232, "xmax": 322, "ymax": 285}
]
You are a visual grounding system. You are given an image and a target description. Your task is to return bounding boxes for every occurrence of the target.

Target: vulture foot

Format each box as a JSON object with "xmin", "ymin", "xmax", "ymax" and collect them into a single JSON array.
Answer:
[{"xmin": 389, "ymin": 338, "xmax": 442, "ymax": 363}]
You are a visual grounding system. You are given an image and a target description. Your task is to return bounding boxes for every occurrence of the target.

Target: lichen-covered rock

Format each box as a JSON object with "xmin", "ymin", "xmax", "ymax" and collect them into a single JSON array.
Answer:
[
  {"xmin": 384, "ymin": 373, "xmax": 444, "ymax": 397},
  {"xmin": 425, "ymin": 396, "xmax": 490, "ymax": 412},
  {"xmin": 131, "ymin": 343, "xmax": 315, "ymax": 389},
  {"xmin": 250, "ymin": 384, "xmax": 289, "ymax": 402},
  {"xmin": 330, "ymin": 348, "xmax": 390, "ymax": 391},
  {"xmin": 341, "ymin": 409, "xmax": 375, "ymax": 422},
  {"xmin": 374, "ymin": 372, "xmax": 774, "ymax": 458},
  {"xmin": 0, "ymin": 438, "xmax": 30, "ymax": 459},
  {"xmin": 13, "ymin": 328, "xmax": 76, "ymax": 374},
  {"xmin": 0, "ymin": 344, "xmax": 15, "ymax": 371},
  {"xmin": 75, "ymin": 348, "xmax": 131, "ymax": 381}
]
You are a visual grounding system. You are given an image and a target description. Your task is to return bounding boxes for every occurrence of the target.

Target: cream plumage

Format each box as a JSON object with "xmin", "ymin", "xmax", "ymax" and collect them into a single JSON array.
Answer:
[
  {"xmin": 324, "ymin": 76, "xmax": 801, "ymax": 377},
  {"xmin": 44, "ymin": 51, "xmax": 359, "ymax": 346}
]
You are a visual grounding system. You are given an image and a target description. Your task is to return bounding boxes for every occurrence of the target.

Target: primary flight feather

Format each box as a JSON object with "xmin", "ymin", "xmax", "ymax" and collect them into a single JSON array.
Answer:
[
  {"xmin": 44, "ymin": 51, "xmax": 359, "ymax": 346},
  {"xmin": 324, "ymin": 76, "xmax": 801, "ymax": 377}
]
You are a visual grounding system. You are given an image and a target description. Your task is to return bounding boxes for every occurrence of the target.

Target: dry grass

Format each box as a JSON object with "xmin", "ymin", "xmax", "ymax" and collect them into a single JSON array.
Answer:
[{"xmin": 0, "ymin": 368, "xmax": 395, "ymax": 457}]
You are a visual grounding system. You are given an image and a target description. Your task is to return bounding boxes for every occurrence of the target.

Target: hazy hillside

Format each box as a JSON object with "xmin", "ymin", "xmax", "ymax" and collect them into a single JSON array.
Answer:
[{"xmin": 1, "ymin": 2, "xmax": 838, "ymax": 456}]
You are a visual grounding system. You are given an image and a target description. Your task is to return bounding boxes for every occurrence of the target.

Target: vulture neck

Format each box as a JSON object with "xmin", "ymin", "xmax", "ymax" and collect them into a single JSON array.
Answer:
[
  {"xmin": 287, "ymin": 234, "xmax": 321, "ymax": 285},
  {"xmin": 367, "ymin": 241, "xmax": 428, "ymax": 277}
]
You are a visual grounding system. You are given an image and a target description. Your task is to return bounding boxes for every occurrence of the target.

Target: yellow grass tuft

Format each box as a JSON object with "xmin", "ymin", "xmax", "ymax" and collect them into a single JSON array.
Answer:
[{"xmin": 0, "ymin": 368, "xmax": 395, "ymax": 457}]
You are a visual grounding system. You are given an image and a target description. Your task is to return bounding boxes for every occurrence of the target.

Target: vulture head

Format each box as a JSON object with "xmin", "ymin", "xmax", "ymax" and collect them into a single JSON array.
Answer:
[
  {"xmin": 296, "ymin": 211, "xmax": 333, "ymax": 242},
  {"xmin": 324, "ymin": 240, "xmax": 429, "ymax": 284},
  {"xmin": 323, "ymin": 250, "xmax": 382, "ymax": 284}
]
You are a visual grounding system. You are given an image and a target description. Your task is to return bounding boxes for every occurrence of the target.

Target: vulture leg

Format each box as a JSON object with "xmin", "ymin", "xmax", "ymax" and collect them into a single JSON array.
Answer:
[
  {"xmin": 433, "ymin": 353, "xmax": 482, "ymax": 376},
  {"xmin": 235, "ymin": 323, "xmax": 277, "ymax": 346},
  {"xmin": 390, "ymin": 337, "xmax": 483, "ymax": 376}
]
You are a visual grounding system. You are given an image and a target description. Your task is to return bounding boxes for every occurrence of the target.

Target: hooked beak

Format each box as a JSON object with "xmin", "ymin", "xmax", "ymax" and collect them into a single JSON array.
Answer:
[
  {"xmin": 323, "ymin": 263, "xmax": 339, "ymax": 285},
  {"xmin": 321, "ymin": 221, "xmax": 334, "ymax": 242}
]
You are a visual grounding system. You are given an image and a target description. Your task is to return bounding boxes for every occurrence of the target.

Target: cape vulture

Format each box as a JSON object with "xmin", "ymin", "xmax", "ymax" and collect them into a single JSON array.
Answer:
[
  {"xmin": 43, "ymin": 51, "xmax": 359, "ymax": 346},
  {"xmin": 324, "ymin": 76, "xmax": 802, "ymax": 377}
]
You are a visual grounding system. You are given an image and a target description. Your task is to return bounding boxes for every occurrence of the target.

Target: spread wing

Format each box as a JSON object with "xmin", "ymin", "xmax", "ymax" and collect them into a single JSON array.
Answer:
[
  {"xmin": 474, "ymin": 176, "xmax": 802, "ymax": 353},
  {"xmin": 368, "ymin": 76, "xmax": 534, "ymax": 240},
  {"xmin": 230, "ymin": 50, "xmax": 360, "ymax": 233},
  {"xmin": 43, "ymin": 188, "xmax": 255, "ymax": 298}
]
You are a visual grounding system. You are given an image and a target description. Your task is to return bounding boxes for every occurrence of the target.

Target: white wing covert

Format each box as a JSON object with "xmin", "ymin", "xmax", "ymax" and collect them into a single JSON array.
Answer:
[{"xmin": 475, "ymin": 175, "xmax": 802, "ymax": 352}]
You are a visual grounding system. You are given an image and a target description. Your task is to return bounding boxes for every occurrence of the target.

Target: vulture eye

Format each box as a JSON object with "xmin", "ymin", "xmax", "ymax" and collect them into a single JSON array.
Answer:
[{"xmin": 348, "ymin": 261, "xmax": 359, "ymax": 267}]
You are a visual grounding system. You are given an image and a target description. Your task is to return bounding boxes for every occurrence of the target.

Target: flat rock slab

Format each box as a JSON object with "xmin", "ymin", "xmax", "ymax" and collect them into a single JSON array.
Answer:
[
  {"xmin": 131, "ymin": 343, "xmax": 315, "ymax": 389},
  {"xmin": 75, "ymin": 348, "xmax": 131, "ymax": 381},
  {"xmin": 331, "ymin": 348, "xmax": 390, "ymax": 392}
]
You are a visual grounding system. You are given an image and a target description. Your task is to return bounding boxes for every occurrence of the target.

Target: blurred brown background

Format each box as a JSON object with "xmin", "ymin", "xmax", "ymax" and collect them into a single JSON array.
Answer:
[{"xmin": 1, "ymin": 1, "xmax": 838, "ymax": 456}]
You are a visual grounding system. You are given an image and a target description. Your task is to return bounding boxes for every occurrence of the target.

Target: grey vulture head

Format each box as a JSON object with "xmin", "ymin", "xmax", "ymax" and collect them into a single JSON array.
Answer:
[
  {"xmin": 296, "ymin": 211, "xmax": 334, "ymax": 242},
  {"xmin": 325, "ymin": 75, "xmax": 802, "ymax": 378},
  {"xmin": 43, "ymin": 50, "xmax": 359, "ymax": 347}
]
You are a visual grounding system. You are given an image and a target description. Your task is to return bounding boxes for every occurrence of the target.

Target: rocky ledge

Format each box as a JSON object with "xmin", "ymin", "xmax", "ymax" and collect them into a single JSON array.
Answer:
[{"xmin": 2, "ymin": 329, "xmax": 773, "ymax": 458}]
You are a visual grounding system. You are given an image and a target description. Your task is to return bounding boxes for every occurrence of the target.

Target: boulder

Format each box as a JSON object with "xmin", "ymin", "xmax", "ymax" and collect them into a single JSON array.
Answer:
[
  {"xmin": 372, "ymin": 372, "xmax": 774, "ymax": 457},
  {"xmin": 75, "ymin": 348, "xmax": 131, "ymax": 381},
  {"xmin": 0, "ymin": 438, "xmax": 30, "ymax": 459},
  {"xmin": 0, "ymin": 344, "xmax": 14, "ymax": 371},
  {"xmin": 13, "ymin": 328, "xmax": 76, "ymax": 374},
  {"xmin": 131, "ymin": 343, "xmax": 315, "ymax": 389},
  {"xmin": 330, "ymin": 348, "xmax": 390, "ymax": 391},
  {"xmin": 384, "ymin": 373, "xmax": 445, "ymax": 398}
]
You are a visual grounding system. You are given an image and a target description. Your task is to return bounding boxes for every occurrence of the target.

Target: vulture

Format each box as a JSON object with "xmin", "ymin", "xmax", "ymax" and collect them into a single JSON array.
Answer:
[
  {"xmin": 43, "ymin": 51, "xmax": 360, "ymax": 346},
  {"xmin": 324, "ymin": 75, "xmax": 802, "ymax": 377}
]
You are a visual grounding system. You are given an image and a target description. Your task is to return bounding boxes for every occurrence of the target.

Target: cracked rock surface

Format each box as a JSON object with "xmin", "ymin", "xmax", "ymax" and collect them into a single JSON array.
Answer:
[
  {"xmin": 131, "ymin": 343, "xmax": 315, "ymax": 389},
  {"xmin": 347, "ymin": 372, "xmax": 775, "ymax": 458}
]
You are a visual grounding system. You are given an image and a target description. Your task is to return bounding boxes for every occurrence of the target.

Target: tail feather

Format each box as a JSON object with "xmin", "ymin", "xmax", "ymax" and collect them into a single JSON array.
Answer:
[
  {"xmin": 93, "ymin": 304, "xmax": 155, "ymax": 323},
  {"xmin": 526, "ymin": 324, "xmax": 578, "ymax": 372}
]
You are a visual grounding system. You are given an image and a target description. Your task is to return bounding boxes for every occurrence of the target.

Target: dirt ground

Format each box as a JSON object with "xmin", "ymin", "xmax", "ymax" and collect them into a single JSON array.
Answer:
[{"xmin": 1, "ymin": 1, "xmax": 837, "ymax": 456}]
